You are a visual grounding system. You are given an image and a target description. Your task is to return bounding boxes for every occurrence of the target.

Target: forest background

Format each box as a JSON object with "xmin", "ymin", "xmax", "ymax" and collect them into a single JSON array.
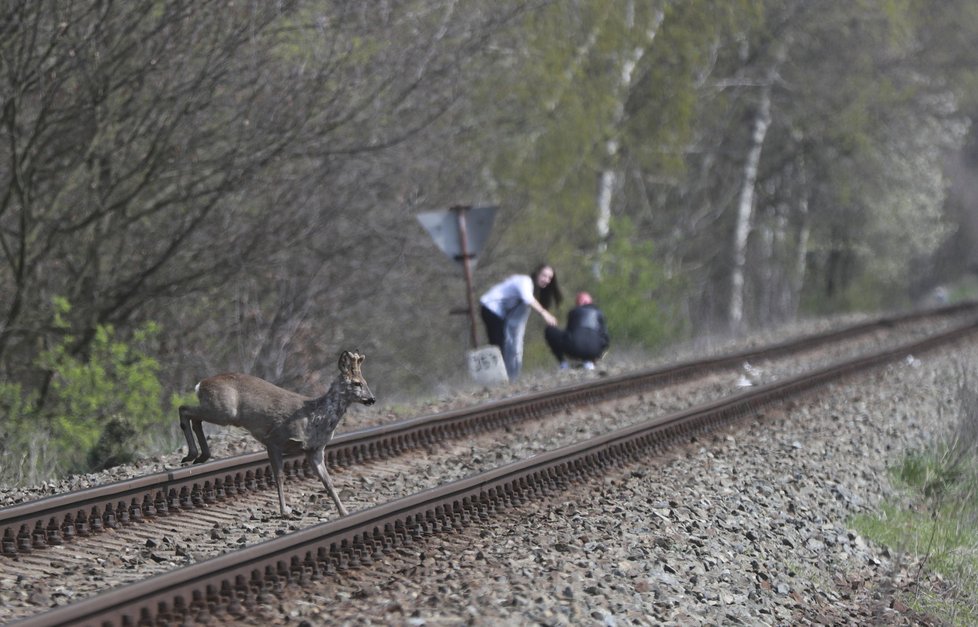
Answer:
[{"xmin": 3, "ymin": 0, "xmax": 978, "ymax": 485}]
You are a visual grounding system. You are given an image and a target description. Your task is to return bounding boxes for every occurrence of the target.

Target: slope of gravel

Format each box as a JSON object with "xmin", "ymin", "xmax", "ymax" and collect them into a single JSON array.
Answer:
[{"xmin": 236, "ymin": 338, "xmax": 975, "ymax": 626}]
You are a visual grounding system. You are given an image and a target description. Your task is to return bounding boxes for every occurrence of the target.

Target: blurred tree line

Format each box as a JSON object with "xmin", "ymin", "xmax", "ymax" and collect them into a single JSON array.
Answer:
[{"xmin": 3, "ymin": 0, "xmax": 978, "ymax": 483}]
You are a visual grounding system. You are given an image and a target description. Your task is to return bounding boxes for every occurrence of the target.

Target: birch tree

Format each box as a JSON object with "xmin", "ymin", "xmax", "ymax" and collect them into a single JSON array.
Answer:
[
  {"xmin": 727, "ymin": 41, "xmax": 784, "ymax": 330},
  {"xmin": 594, "ymin": 2, "xmax": 666, "ymax": 277}
]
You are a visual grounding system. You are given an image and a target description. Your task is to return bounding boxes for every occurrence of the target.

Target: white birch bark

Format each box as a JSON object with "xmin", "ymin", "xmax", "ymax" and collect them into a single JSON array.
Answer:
[
  {"xmin": 594, "ymin": 5, "xmax": 665, "ymax": 277},
  {"xmin": 727, "ymin": 85, "xmax": 771, "ymax": 329},
  {"xmin": 727, "ymin": 32, "xmax": 790, "ymax": 329}
]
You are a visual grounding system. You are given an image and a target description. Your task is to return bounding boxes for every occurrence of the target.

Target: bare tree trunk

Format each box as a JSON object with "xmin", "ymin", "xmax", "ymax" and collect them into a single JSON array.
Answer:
[
  {"xmin": 728, "ymin": 84, "xmax": 772, "ymax": 330},
  {"xmin": 727, "ymin": 29, "xmax": 794, "ymax": 331},
  {"xmin": 594, "ymin": 4, "xmax": 665, "ymax": 277},
  {"xmin": 789, "ymin": 184, "xmax": 810, "ymax": 318}
]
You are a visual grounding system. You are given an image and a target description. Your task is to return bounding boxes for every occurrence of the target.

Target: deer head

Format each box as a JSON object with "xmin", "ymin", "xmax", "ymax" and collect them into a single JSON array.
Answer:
[{"xmin": 339, "ymin": 349, "xmax": 375, "ymax": 405}]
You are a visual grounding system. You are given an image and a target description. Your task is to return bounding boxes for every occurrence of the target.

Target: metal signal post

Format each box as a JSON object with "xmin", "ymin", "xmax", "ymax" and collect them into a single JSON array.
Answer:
[{"xmin": 417, "ymin": 204, "xmax": 498, "ymax": 351}]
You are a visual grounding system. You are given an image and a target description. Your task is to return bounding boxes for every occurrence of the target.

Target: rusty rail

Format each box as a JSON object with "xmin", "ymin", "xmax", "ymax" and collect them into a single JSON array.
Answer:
[{"xmin": 11, "ymin": 314, "xmax": 978, "ymax": 626}]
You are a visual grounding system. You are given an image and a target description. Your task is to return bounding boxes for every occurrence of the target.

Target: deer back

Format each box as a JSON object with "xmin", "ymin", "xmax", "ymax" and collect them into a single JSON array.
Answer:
[{"xmin": 195, "ymin": 373, "xmax": 311, "ymax": 429}]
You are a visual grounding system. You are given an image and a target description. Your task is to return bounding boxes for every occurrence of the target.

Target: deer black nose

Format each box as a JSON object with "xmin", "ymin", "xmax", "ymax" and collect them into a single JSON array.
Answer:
[{"xmin": 365, "ymin": 398, "xmax": 376, "ymax": 405}]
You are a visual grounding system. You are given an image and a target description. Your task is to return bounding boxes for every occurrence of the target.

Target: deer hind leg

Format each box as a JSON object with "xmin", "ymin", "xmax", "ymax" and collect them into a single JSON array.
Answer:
[
  {"xmin": 267, "ymin": 445, "xmax": 292, "ymax": 516},
  {"xmin": 178, "ymin": 406, "xmax": 201, "ymax": 464},
  {"xmin": 306, "ymin": 447, "xmax": 349, "ymax": 517},
  {"xmin": 191, "ymin": 419, "xmax": 211, "ymax": 464}
]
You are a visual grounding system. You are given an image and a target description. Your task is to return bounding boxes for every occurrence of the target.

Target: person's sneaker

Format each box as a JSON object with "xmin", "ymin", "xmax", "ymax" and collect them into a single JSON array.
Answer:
[
  {"xmin": 583, "ymin": 361, "xmax": 595, "ymax": 370},
  {"xmin": 559, "ymin": 361, "xmax": 570, "ymax": 370}
]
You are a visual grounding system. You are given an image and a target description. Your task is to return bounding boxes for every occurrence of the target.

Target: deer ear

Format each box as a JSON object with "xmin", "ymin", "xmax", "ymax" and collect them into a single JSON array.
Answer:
[{"xmin": 338, "ymin": 351, "xmax": 352, "ymax": 372}]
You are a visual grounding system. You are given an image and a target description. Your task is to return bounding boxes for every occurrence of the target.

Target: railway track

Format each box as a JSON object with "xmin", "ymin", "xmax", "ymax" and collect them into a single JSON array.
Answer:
[{"xmin": 2, "ymin": 304, "xmax": 977, "ymax": 625}]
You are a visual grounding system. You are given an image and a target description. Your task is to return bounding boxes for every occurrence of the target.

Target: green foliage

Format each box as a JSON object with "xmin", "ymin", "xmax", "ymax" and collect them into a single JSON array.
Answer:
[
  {"xmin": 895, "ymin": 451, "xmax": 969, "ymax": 500},
  {"xmin": 36, "ymin": 298, "xmax": 169, "ymax": 474},
  {"xmin": 1, "ymin": 297, "xmax": 180, "ymax": 483},
  {"xmin": 850, "ymin": 388, "xmax": 978, "ymax": 624},
  {"xmin": 0, "ymin": 379, "xmax": 45, "ymax": 485},
  {"xmin": 947, "ymin": 275, "xmax": 978, "ymax": 303},
  {"xmin": 0, "ymin": 379, "xmax": 33, "ymax": 428},
  {"xmin": 481, "ymin": 1, "xmax": 668, "ymax": 262},
  {"xmin": 852, "ymin": 502, "xmax": 978, "ymax": 625},
  {"xmin": 626, "ymin": 0, "xmax": 755, "ymax": 177},
  {"xmin": 592, "ymin": 217, "xmax": 684, "ymax": 349},
  {"xmin": 802, "ymin": 267, "xmax": 911, "ymax": 315}
]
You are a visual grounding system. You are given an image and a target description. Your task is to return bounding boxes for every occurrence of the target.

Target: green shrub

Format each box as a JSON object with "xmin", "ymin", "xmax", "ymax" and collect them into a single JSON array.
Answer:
[
  {"xmin": 1, "ymin": 297, "xmax": 181, "ymax": 484},
  {"xmin": 592, "ymin": 217, "xmax": 685, "ymax": 350},
  {"xmin": 37, "ymin": 298, "xmax": 171, "ymax": 475}
]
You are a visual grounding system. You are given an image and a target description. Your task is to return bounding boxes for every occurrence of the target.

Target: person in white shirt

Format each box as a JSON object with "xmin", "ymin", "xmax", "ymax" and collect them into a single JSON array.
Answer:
[{"xmin": 479, "ymin": 263, "xmax": 562, "ymax": 380}]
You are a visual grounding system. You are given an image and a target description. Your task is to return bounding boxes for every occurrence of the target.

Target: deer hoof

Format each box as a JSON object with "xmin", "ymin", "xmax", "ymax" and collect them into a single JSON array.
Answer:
[
  {"xmin": 180, "ymin": 454, "xmax": 196, "ymax": 464},
  {"xmin": 193, "ymin": 454, "xmax": 210, "ymax": 465}
]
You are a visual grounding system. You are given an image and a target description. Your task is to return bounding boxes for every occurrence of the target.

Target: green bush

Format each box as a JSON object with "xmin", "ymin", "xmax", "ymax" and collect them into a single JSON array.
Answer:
[
  {"xmin": 592, "ymin": 217, "xmax": 685, "ymax": 350},
  {"xmin": 0, "ymin": 297, "xmax": 182, "ymax": 484}
]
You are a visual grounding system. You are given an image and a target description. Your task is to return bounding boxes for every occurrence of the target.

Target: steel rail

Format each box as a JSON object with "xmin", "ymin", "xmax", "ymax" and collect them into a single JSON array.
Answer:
[
  {"xmin": 1, "ymin": 302, "xmax": 975, "ymax": 557},
  {"xmin": 13, "ymin": 314, "xmax": 978, "ymax": 627}
]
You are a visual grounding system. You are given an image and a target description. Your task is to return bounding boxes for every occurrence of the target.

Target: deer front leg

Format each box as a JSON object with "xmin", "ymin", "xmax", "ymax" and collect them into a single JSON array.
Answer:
[
  {"xmin": 266, "ymin": 446, "xmax": 292, "ymax": 516},
  {"xmin": 178, "ymin": 406, "xmax": 200, "ymax": 464},
  {"xmin": 306, "ymin": 447, "xmax": 348, "ymax": 517}
]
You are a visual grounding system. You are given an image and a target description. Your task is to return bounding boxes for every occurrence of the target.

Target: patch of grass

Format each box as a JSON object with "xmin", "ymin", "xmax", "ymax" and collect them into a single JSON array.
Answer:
[
  {"xmin": 851, "ymin": 380, "xmax": 978, "ymax": 625},
  {"xmin": 852, "ymin": 487, "xmax": 978, "ymax": 625}
]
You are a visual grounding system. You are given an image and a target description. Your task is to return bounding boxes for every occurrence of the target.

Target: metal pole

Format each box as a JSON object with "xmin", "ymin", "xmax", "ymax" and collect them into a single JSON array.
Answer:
[{"xmin": 453, "ymin": 205, "xmax": 479, "ymax": 349}]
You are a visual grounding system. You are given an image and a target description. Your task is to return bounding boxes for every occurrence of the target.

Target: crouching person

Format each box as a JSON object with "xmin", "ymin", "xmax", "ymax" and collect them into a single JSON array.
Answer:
[{"xmin": 545, "ymin": 292, "xmax": 610, "ymax": 370}]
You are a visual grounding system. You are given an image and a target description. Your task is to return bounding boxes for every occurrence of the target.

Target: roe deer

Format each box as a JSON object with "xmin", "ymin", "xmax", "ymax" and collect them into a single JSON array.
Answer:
[{"xmin": 178, "ymin": 350, "xmax": 375, "ymax": 516}]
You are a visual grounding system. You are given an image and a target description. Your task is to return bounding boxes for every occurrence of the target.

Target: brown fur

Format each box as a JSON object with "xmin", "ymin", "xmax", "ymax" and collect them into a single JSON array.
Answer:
[{"xmin": 179, "ymin": 350, "xmax": 374, "ymax": 516}]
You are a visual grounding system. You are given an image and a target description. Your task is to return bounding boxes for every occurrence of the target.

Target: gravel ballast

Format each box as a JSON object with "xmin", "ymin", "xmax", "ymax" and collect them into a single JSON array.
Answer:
[{"xmin": 236, "ymin": 340, "xmax": 975, "ymax": 626}]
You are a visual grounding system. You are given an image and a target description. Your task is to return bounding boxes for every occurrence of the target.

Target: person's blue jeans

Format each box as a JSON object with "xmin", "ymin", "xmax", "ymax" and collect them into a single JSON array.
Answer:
[
  {"xmin": 501, "ymin": 303, "xmax": 530, "ymax": 379},
  {"xmin": 481, "ymin": 303, "xmax": 530, "ymax": 380}
]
